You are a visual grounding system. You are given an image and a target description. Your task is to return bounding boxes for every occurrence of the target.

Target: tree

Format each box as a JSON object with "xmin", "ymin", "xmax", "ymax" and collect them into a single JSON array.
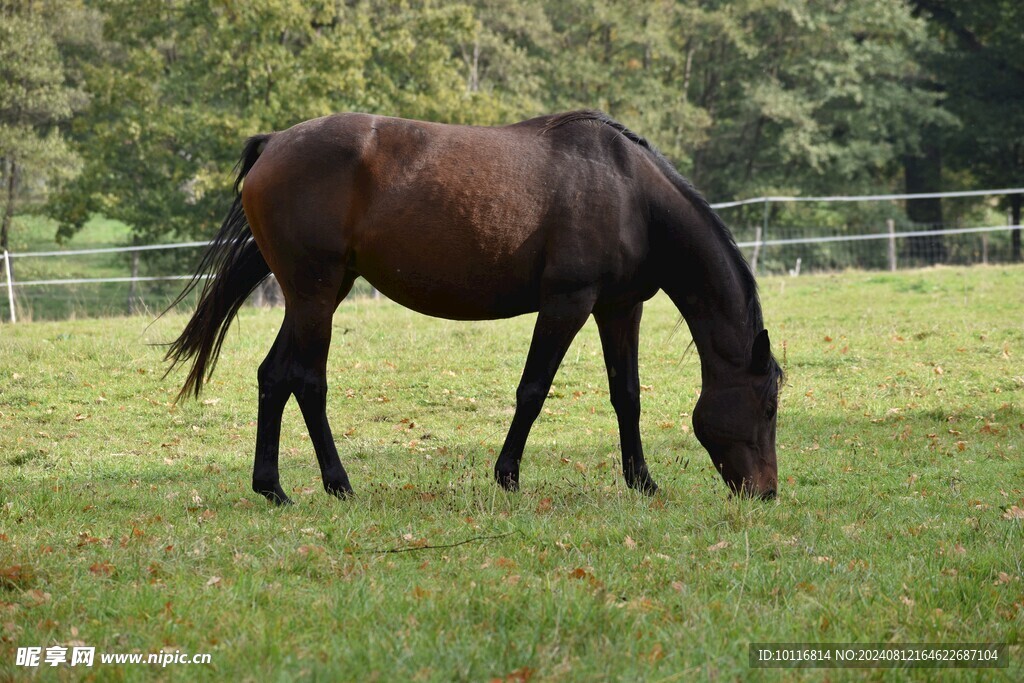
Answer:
[
  {"xmin": 912, "ymin": 0, "xmax": 1024, "ymax": 261},
  {"xmin": 0, "ymin": 1, "xmax": 89, "ymax": 252},
  {"xmin": 678, "ymin": 0, "xmax": 952, "ymax": 201},
  {"xmin": 52, "ymin": 0, "xmax": 494, "ymax": 245}
]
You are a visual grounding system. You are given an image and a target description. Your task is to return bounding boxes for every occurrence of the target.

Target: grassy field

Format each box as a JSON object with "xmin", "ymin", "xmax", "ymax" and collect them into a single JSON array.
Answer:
[{"xmin": 1, "ymin": 266, "xmax": 1022, "ymax": 680}]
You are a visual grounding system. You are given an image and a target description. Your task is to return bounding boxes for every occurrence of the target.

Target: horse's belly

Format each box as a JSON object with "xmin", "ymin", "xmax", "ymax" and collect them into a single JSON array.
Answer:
[{"xmin": 352, "ymin": 238, "xmax": 543, "ymax": 321}]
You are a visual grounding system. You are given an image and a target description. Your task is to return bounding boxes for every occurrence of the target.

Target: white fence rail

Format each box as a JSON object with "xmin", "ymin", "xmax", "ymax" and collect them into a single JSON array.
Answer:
[
  {"xmin": 3, "ymin": 188, "xmax": 1023, "ymax": 322},
  {"xmin": 710, "ymin": 187, "xmax": 1024, "ymax": 209}
]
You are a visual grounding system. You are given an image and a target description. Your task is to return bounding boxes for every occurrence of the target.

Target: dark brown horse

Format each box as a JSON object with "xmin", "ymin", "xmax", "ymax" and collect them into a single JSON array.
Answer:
[{"xmin": 166, "ymin": 111, "xmax": 782, "ymax": 504}]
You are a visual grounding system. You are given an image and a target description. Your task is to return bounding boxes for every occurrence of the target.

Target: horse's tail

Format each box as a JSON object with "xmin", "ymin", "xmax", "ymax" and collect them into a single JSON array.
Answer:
[{"xmin": 163, "ymin": 133, "xmax": 274, "ymax": 401}]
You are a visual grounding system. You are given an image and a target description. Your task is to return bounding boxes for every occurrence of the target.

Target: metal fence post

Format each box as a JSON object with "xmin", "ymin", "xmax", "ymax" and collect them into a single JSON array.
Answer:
[{"xmin": 2, "ymin": 249, "xmax": 15, "ymax": 323}]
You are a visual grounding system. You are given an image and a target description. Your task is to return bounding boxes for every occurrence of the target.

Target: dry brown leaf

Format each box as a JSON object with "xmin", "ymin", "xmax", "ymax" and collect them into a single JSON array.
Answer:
[
  {"xmin": 994, "ymin": 572, "xmax": 1016, "ymax": 585},
  {"xmin": 89, "ymin": 562, "xmax": 114, "ymax": 576},
  {"xmin": 1002, "ymin": 505, "xmax": 1024, "ymax": 520}
]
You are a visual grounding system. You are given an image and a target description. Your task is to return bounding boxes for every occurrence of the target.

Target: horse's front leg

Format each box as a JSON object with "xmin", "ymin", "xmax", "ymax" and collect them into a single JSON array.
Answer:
[
  {"xmin": 493, "ymin": 289, "xmax": 596, "ymax": 491},
  {"xmin": 595, "ymin": 303, "xmax": 658, "ymax": 495}
]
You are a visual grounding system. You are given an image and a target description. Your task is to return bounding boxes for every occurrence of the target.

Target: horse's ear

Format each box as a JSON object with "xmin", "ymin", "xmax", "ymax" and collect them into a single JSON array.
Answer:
[{"xmin": 750, "ymin": 329, "xmax": 772, "ymax": 375}]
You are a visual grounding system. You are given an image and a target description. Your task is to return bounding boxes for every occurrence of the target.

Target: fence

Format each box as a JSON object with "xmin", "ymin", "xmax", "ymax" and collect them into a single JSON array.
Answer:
[
  {"xmin": 716, "ymin": 188, "xmax": 1023, "ymax": 275},
  {"xmin": 2, "ymin": 188, "xmax": 1022, "ymax": 322}
]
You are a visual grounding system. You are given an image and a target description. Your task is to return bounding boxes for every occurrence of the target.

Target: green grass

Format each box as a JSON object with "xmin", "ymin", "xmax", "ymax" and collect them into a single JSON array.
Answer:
[{"xmin": 1, "ymin": 266, "xmax": 1022, "ymax": 680}]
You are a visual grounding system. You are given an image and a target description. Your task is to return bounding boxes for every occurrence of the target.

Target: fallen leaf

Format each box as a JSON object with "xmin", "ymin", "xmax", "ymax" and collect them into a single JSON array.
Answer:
[
  {"xmin": 0, "ymin": 565, "xmax": 34, "ymax": 590},
  {"xmin": 994, "ymin": 572, "xmax": 1016, "ymax": 585},
  {"xmin": 89, "ymin": 562, "xmax": 115, "ymax": 576},
  {"xmin": 490, "ymin": 666, "xmax": 534, "ymax": 683},
  {"xmin": 1003, "ymin": 505, "xmax": 1024, "ymax": 520},
  {"xmin": 206, "ymin": 576, "xmax": 222, "ymax": 587},
  {"xmin": 707, "ymin": 540, "xmax": 731, "ymax": 552},
  {"xmin": 27, "ymin": 590, "xmax": 51, "ymax": 605},
  {"xmin": 624, "ymin": 535, "xmax": 637, "ymax": 550}
]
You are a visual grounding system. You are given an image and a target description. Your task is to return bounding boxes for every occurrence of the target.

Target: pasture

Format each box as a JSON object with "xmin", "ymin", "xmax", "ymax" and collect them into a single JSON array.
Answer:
[{"xmin": 1, "ymin": 266, "xmax": 1022, "ymax": 680}]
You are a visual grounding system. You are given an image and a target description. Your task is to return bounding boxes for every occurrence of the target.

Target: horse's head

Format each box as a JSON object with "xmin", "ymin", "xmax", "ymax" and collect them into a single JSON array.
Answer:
[{"xmin": 692, "ymin": 329, "xmax": 781, "ymax": 499}]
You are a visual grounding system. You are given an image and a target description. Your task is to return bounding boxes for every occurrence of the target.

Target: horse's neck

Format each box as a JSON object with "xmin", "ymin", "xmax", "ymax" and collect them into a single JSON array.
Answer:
[{"xmin": 658, "ymin": 212, "xmax": 757, "ymax": 385}]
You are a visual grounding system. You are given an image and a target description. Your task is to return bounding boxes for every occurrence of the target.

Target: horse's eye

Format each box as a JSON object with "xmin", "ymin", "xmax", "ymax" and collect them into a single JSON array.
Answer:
[{"xmin": 765, "ymin": 404, "xmax": 777, "ymax": 420}]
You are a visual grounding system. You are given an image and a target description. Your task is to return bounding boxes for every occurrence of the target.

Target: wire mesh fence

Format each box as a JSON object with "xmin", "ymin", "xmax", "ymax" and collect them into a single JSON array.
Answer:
[
  {"xmin": 715, "ymin": 188, "xmax": 1022, "ymax": 274},
  {"xmin": 731, "ymin": 222, "xmax": 1019, "ymax": 276}
]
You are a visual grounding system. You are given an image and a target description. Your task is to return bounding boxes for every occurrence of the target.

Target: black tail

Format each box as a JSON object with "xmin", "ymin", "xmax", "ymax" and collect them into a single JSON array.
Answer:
[{"xmin": 163, "ymin": 134, "xmax": 273, "ymax": 401}]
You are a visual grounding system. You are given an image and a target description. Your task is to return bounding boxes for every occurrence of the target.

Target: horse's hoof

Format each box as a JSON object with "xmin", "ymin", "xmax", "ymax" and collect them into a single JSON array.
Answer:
[
  {"xmin": 325, "ymin": 481, "xmax": 354, "ymax": 500},
  {"xmin": 253, "ymin": 481, "xmax": 292, "ymax": 506},
  {"xmin": 261, "ymin": 490, "xmax": 294, "ymax": 506},
  {"xmin": 494, "ymin": 469, "xmax": 520, "ymax": 492},
  {"xmin": 626, "ymin": 474, "xmax": 659, "ymax": 496}
]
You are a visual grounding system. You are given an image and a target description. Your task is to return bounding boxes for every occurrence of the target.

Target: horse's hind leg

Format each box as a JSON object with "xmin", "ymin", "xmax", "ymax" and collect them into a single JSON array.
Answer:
[
  {"xmin": 494, "ymin": 289, "xmax": 596, "ymax": 491},
  {"xmin": 253, "ymin": 331, "xmax": 293, "ymax": 504},
  {"xmin": 253, "ymin": 273, "xmax": 356, "ymax": 504},
  {"xmin": 594, "ymin": 303, "xmax": 658, "ymax": 495}
]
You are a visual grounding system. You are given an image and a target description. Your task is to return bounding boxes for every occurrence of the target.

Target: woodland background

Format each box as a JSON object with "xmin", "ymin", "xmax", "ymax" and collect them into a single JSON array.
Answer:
[{"xmin": 2, "ymin": 0, "xmax": 1022, "ymax": 259}]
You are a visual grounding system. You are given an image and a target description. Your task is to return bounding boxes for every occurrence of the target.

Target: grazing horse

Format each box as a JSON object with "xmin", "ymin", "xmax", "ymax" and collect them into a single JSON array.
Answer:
[{"xmin": 165, "ymin": 110, "xmax": 783, "ymax": 504}]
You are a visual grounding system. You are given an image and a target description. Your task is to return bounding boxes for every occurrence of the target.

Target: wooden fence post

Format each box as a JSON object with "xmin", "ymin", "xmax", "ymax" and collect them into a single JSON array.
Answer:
[
  {"xmin": 750, "ymin": 225, "xmax": 762, "ymax": 275},
  {"xmin": 127, "ymin": 250, "xmax": 140, "ymax": 315},
  {"xmin": 887, "ymin": 219, "xmax": 897, "ymax": 272}
]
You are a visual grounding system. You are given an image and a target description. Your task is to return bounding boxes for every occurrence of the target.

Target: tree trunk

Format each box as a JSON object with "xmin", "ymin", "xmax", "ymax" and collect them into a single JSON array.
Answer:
[
  {"xmin": 903, "ymin": 141, "xmax": 946, "ymax": 264},
  {"xmin": 2, "ymin": 159, "xmax": 18, "ymax": 317},
  {"xmin": 1012, "ymin": 193, "xmax": 1022, "ymax": 262},
  {"xmin": 1, "ymin": 159, "xmax": 17, "ymax": 253}
]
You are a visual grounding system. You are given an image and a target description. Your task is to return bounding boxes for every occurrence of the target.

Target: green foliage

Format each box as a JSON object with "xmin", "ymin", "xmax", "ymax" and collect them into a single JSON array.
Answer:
[
  {"xmin": 25, "ymin": 0, "xmax": 1024, "ymax": 248},
  {"xmin": 0, "ymin": 1, "xmax": 92, "ymax": 248},
  {"xmin": 50, "ymin": 0, "xmax": 522, "ymax": 242},
  {"xmin": 913, "ymin": 1, "xmax": 1024, "ymax": 196}
]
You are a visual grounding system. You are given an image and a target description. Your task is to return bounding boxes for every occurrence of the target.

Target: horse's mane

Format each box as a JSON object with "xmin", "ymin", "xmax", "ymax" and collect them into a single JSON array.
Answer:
[{"xmin": 543, "ymin": 110, "xmax": 782, "ymax": 382}]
